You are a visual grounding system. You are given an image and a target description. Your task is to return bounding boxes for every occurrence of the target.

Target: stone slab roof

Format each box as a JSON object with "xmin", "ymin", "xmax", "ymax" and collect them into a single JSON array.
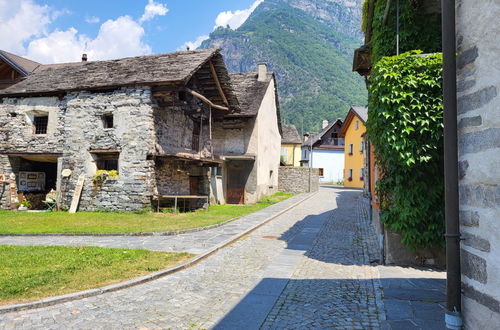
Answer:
[
  {"xmin": 281, "ymin": 124, "xmax": 302, "ymax": 144},
  {"xmin": 0, "ymin": 49, "xmax": 230, "ymax": 97},
  {"xmin": 228, "ymin": 72, "xmax": 273, "ymax": 116},
  {"xmin": 0, "ymin": 50, "xmax": 41, "ymax": 75}
]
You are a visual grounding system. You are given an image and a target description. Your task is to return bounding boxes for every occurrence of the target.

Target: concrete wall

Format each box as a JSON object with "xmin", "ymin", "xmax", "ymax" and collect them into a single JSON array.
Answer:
[
  {"xmin": 254, "ymin": 79, "xmax": 281, "ymax": 203},
  {"xmin": 280, "ymin": 144, "xmax": 301, "ymax": 167},
  {"xmin": 311, "ymin": 149, "xmax": 344, "ymax": 183},
  {"xmin": 278, "ymin": 166, "xmax": 319, "ymax": 194},
  {"xmin": 457, "ymin": 1, "xmax": 500, "ymax": 327}
]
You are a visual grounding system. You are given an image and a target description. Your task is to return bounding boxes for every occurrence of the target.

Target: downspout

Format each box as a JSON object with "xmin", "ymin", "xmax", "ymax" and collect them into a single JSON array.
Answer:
[{"xmin": 442, "ymin": 0, "xmax": 462, "ymax": 329}]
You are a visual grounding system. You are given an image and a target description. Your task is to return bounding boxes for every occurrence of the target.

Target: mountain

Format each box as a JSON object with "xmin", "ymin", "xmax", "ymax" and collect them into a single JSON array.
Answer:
[{"xmin": 200, "ymin": 0, "xmax": 367, "ymax": 134}]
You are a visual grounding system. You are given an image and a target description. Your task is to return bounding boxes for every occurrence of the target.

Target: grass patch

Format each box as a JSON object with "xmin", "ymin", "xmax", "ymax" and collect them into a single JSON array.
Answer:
[
  {"xmin": 0, "ymin": 192, "xmax": 292, "ymax": 234},
  {"xmin": 0, "ymin": 245, "xmax": 193, "ymax": 305}
]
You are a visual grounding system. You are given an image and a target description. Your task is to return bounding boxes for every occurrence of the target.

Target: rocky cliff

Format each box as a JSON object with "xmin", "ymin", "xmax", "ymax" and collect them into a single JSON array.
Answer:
[{"xmin": 201, "ymin": 0, "xmax": 366, "ymax": 133}]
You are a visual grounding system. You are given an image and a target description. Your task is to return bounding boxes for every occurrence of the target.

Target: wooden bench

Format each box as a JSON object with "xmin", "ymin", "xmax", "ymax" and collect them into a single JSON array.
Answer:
[{"xmin": 153, "ymin": 195, "xmax": 209, "ymax": 212}]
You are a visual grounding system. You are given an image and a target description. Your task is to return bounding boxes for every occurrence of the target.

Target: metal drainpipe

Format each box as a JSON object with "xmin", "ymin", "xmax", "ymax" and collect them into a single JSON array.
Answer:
[{"xmin": 442, "ymin": 0, "xmax": 462, "ymax": 329}]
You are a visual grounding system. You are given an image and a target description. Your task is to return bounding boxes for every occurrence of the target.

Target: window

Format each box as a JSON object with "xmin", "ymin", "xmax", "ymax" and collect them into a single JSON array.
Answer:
[
  {"xmin": 95, "ymin": 152, "xmax": 119, "ymax": 172},
  {"xmin": 360, "ymin": 168, "xmax": 364, "ymax": 180},
  {"xmin": 319, "ymin": 168, "xmax": 324, "ymax": 177},
  {"xmin": 360, "ymin": 141, "xmax": 365, "ymax": 153},
  {"xmin": 348, "ymin": 169, "xmax": 353, "ymax": 181},
  {"xmin": 349, "ymin": 144, "xmax": 353, "ymax": 155},
  {"xmin": 355, "ymin": 120, "xmax": 359, "ymax": 130},
  {"xmin": 102, "ymin": 114, "xmax": 114, "ymax": 128},
  {"xmin": 33, "ymin": 115, "xmax": 48, "ymax": 134}
]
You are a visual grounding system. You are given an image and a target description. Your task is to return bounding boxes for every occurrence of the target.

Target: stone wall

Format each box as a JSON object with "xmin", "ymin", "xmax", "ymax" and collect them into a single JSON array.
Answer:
[
  {"xmin": 0, "ymin": 87, "xmax": 157, "ymax": 212},
  {"xmin": 61, "ymin": 87, "xmax": 156, "ymax": 211},
  {"xmin": 278, "ymin": 166, "xmax": 319, "ymax": 194},
  {"xmin": 457, "ymin": 1, "xmax": 500, "ymax": 327}
]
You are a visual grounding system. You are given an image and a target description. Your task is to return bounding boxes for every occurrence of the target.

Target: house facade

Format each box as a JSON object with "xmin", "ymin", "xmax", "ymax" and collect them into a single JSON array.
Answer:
[
  {"xmin": 0, "ymin": 50, "xmax": 281, "ymax": 211},
  {"xmin": 339, "ymin": 107, "xmax": 367, "ymax": 189},
  {"xmin": 280, "ymin": 124, "xmax": 302, "ymax": 167},
  {"xmin": 301, "ymin": 119, "xmax": 344, "ymax": 183}
]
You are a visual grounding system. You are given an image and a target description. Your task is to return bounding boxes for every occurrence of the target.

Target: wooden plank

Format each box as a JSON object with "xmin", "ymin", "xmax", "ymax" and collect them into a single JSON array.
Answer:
[
  {"xmin": 69, "ymin": 175, "xmax": 85, "ymax": 213},
  {"xmin": 209, "ymin": 61, "xmax": 228, "ymax": 105}
]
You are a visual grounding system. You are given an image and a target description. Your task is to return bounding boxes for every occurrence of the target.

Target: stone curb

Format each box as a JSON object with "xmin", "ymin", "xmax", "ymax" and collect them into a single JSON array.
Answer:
[
  {"xmin": 0, "ymin": 216, "xmax": 242, "ymax": 237},
  {"xmin": 0, "ymin": 191, "xmax": 318, "ymax": 314}
]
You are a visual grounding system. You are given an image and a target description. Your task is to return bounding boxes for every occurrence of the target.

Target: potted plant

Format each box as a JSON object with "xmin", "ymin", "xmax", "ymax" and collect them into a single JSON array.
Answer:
[{"xmin": 17, "ymin": 200, "xmax": 32, "ymax": 211}]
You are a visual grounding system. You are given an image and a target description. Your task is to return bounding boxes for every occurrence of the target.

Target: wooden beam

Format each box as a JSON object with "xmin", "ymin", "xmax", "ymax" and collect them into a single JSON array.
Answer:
[
  {"xmin": 208, "ymin": 61, "xmax": 229, "ymax": 106},
  {"xmin": 185, "ymin": 88, "xmax": 229, "ymax": 111}
]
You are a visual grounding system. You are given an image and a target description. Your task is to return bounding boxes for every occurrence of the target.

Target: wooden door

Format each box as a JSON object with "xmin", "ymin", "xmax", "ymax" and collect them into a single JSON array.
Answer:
[
  {"xmin": 227, "ymin": 164, "xmax": 245, "ymax": 204},
  {"xmin": 189, "ymin": 176, "xmax": 200, "ymax": 195}
]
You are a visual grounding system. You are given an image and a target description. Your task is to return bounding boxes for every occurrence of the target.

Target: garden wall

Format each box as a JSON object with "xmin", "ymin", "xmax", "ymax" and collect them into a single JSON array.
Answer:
[{"xmin": 278, "ymin": 166, "xmax": 319, "ymax": 194}]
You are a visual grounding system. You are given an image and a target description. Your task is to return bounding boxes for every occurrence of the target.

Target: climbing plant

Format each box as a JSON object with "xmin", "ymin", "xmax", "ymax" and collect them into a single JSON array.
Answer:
[
  {"xmin": 366, "ymin": 51, "xmax": 444, "ymax": 249},
  {"xmin": 367, "ymin": 0, "xmax": 442, "ymax": 64}
]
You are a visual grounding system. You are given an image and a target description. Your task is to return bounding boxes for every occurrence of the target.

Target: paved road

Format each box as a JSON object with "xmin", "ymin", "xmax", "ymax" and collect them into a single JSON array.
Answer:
[{"xmin": 0, "ymin": 187, "xmax": 445, "ymax": 329}]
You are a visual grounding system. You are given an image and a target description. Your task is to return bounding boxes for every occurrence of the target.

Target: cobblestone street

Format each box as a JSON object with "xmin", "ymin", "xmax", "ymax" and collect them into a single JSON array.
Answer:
[{"xmin": 0, "ymin": 187, "xmax": 445, "ymax": 329}]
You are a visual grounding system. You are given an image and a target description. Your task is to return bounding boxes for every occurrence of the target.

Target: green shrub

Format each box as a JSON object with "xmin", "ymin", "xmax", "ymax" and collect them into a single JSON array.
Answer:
[{"xmin": 367, "ymin": 51, "xmax": 444, "ymax": 249}]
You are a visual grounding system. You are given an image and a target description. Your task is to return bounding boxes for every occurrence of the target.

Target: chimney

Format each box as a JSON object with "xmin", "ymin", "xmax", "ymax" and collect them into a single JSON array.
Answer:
[
  {"xmin": 82, "ymin": 54, "xmax": 88, "ymax": 62},
  {"xmin": 303, "ymin": 133, "xmax": 310, "ymax": 142},
  {"xmin": 322, "ymin": 120, "xmax": 329, "ymax": 129},
  {"xmin": 258, "ymin": 62, "xmax": 268, "ymax": 82}
]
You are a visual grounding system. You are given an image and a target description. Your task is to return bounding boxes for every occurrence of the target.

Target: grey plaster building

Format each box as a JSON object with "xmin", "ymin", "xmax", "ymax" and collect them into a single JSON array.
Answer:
[{"xmin": 0, "ymin": 49, "xmax": 281, "ymax": 211}]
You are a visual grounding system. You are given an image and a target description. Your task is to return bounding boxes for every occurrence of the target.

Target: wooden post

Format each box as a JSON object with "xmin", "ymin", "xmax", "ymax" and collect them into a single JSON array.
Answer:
[
  {"xmin": 69, "ymin": 175, "xmax": 85, "ymax": 213},
  {"xmin": 199, "ymin": 113, "xmax": 203, "ymax": 156},
  {"xmin": 55, "ymin": 157, "xmax": 63, "ymax": 210},
  {"xmin": 9, "ymin": 173, "xmax": 18, "ymax": 210},
  {"xmin": 209, "ymin": 106, "xmax": 213, "ymax": 158}
]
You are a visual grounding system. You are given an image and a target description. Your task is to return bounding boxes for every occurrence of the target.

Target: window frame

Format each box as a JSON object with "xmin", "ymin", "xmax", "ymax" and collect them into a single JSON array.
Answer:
[
  {"xmin": 94, "ymin": 152, "xmax": 120, "ymax": 172},
  {"xmin": 33, "ymin": 115, "xmax": 49, "ymax": 135},
  {"xmin": 102, "ymin": 113, "xmax": 114, "ymax": 129}
]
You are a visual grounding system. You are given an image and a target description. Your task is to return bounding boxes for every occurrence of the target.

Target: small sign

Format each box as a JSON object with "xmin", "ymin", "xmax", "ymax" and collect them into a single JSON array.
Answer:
[
  {"xmin": 62, "ymin": 169, "xmax": 72, "ymax": 177},
  {"xmin": 18, "ymin": 171, "xmax": 45, "ymax": 192}
]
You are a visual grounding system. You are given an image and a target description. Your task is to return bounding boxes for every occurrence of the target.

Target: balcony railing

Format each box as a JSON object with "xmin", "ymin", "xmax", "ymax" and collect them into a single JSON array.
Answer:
[{"xmin": 322, "ymin": 138, "xmax": 345, "ymax": 146}]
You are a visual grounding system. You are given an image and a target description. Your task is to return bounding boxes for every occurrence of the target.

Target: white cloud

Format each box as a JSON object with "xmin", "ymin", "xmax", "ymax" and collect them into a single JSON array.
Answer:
[
  {"xmin": 214, "ymin": 0, "xmax": 263, "ymax": 29},
  {"xmin": 139, "ymin": 0, "xmax": 168, "ymax": 23},
  {"xmin": 85, "ymin": 16, "xmax": 100, "ymax": 24},
  {"xmin": 178, "ymin": 0, "xmax": 264, "ymax": 51},
  {"xmin": 27, "ymin": 16, "xmax": 151, "ymax": 63},
  {"xmin": 0, "ymin": 0, "xmax": 168, "ymax": 64},
  {"xmin": 0, "ymin": 0, "xmax": 52, "ymax": 54},
  {"xmin": 179, "ymin": 35, "xmax": 209, "ymax": 51}
]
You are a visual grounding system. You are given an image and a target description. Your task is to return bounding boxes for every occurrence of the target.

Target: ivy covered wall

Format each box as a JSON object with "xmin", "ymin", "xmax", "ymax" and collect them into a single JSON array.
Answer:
[{"xmin": 367, "ymin": 52, "xmax": 444, "ymax": 249}]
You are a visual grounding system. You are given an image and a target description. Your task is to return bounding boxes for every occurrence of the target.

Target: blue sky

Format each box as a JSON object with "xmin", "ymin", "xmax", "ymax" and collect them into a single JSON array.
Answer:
[{"xmin": 0, "ymin": 0, "xmax": 262, "ymax": 63}]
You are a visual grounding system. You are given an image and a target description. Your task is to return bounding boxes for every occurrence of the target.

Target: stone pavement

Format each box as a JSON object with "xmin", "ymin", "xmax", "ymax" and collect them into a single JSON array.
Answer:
[
  {"xmin": 0, "ymin": 193, "xmax": 311, "ymax": 254},
  {"xmin": 0, "ymin": 187, "xmax": 446, "ymax": 329}
]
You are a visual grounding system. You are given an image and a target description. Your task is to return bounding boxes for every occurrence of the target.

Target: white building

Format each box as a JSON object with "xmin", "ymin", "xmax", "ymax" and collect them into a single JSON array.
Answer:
[{"xmin": 301, "ymin": 119, "xmax": 344, "ymax": 183}]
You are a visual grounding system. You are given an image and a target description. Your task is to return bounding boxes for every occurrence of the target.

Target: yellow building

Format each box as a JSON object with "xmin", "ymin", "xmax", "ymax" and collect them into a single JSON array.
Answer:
[
  {"xmin": 339, "ymin": 107, "xmax": 368, "ymax": 188},
  {"xmin": 280, "ymin": 124, "xmax": 302, "ymax": 167}
]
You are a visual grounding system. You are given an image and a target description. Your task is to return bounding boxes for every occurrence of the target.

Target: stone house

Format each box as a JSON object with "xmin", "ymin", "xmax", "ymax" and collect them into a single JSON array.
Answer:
[
  {"xmin": 456, "ymin": 1, "xmax": 500, "ymax": 327},
  {"xmin": 280, "ymin": 124, "xmax": 302, "ymax": 167},
  {"xmin": 0, "ymin": 49, "xmax": 281, "ymax": 211},
  {"xmin": 301, "ymin": 119, "xmax": 344, "ymax": 183}
]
